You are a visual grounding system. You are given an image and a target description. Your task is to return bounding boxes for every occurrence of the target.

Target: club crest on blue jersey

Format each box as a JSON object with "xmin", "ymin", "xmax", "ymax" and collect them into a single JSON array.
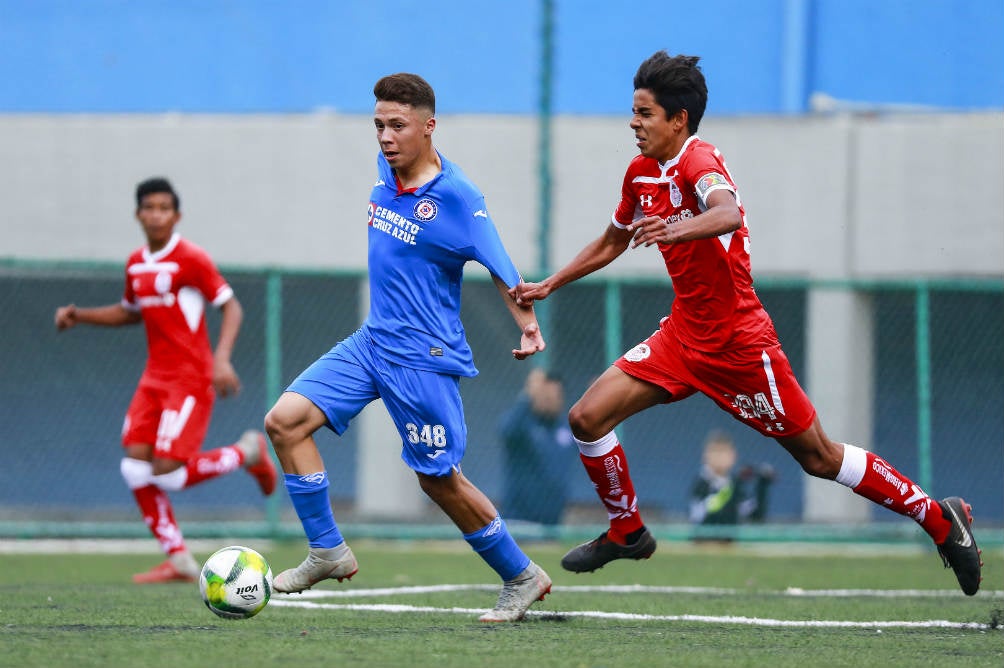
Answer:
[{"xmin": 414, "ymin": 198, "xmax": 438, "ymax": 222}]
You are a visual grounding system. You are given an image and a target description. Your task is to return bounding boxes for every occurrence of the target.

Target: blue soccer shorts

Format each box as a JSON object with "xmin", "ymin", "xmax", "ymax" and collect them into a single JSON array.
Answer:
[{"xmin": 286, "ymin": 329, "xmax": 468, "ymax": 476}]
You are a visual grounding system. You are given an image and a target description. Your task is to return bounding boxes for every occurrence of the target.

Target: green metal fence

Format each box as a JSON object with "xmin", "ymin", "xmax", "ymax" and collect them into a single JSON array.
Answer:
[{"xmin": 2, "ymin": 259, "xmax": 1001, "ymax": 545}]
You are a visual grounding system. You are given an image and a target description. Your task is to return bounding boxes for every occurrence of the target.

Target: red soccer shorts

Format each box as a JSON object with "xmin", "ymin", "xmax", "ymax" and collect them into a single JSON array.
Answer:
[
  {"xmin": 121, "ymin": 379, "xmax": 215, "ymax": 460},
  {"xmin": 613, "ymin": 321, "xmax": 816, "ymax": 437}
]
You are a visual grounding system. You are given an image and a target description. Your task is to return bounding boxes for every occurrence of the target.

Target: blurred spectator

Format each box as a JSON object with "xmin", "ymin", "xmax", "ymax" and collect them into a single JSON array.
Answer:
[
  {"xmin": 689, "ymin": 430, "xmax": 774, "ymax": 534},
  {"xmin": 498, "ymin": 369, "xmax": 575, "ymax": 525}
]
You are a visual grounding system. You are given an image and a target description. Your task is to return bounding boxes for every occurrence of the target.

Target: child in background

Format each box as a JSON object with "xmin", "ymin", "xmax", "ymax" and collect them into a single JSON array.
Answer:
[{"xmin": 689, "ymin": 430, "xmax": 774, "ymax": 533}]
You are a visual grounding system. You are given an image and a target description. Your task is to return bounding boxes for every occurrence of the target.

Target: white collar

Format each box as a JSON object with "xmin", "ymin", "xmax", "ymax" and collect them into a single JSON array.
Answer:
[{"xmin": 142, "ymin": 232, "xmax": 181, "ymax": 262}]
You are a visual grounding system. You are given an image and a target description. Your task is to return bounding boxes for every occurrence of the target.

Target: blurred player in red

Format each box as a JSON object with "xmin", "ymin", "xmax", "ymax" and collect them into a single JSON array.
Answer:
[
  {"xmin": 513, "ymin": 51, "xmax": 982, "ymax": 595},
  {"xmin": 54, "ymin": 177, "xmax": 277, "ymax": 583}
]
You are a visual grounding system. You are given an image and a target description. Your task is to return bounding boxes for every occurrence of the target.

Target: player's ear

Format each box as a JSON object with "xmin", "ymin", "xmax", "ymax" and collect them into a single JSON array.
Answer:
[{"xmin": 425, "ymin": 116, "xmax": 436, "ymax": 136}]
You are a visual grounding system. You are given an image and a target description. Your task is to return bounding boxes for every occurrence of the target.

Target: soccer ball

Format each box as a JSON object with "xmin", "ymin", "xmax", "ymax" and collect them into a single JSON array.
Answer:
[{"xmin": 199, "ymin": 545, "xmax": 273, "ymax": 619}]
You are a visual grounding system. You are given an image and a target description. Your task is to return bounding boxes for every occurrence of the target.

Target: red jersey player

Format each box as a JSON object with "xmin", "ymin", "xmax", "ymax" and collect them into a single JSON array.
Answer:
[
  {"xmin": 512, "ymin": 51, "xmax": 982, "ymax": 595},
  {"xmin": 54, "ymin": 177, "xmax": 277, "ymax": 583}
]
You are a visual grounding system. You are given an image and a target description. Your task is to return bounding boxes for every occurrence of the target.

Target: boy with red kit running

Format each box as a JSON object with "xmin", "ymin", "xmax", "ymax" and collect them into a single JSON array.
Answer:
[
  {"xmin": 512, "ymin": 51, "xmax": 982, "ymax": 595},
  {"xmin": 55, "ymin": 177, "xmax": 277, "ymax": 583}
]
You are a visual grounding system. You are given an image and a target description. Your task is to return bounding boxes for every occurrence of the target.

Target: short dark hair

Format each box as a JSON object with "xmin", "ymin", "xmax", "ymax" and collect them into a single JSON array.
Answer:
[
  {"xmin": 135, "ymin": 177, "xmax": 179, "ymax": 211},
  {"xmin": 373, "ymin": 73, "xmax": 436, "ymax": 115},
  {"xmin": 633, "ymin": 51, "xmax": 708, "ymax": 134}
]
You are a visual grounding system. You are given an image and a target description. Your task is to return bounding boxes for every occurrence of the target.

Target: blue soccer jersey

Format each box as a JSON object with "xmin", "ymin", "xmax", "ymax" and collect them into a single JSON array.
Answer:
[{"xmin": 363, "ymin": 151, "xmax": 521, "ymax": 377}]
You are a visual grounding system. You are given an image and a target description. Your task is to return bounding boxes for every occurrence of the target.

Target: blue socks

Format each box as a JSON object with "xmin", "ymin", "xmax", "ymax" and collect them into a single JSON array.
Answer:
[
  {"xmin": 288, "ymin": 473, "xmax": 527, "ymax": 579},
  {"xmin": 284, "ymin": 472, "xmax": 344, "ymax": 549},
  {"xmin": 463, "ymin": 515, "xmax": 530, "ymax": 581}
]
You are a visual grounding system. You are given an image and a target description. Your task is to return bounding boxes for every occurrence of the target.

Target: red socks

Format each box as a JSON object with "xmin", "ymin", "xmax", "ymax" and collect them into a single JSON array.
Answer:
[
  {"xmin": 131, "ymin": 484, "xmax": 186, "ymax": 554},
  {"xmin": 578, "ymin": 438, "xmax": 953, "ymax": 546},
  {"xmin": 578, "ymin": 441, "xmax": 644, "ymax": 544},
  {"xmin": 842, "ymin": 446, "xmax": 950, "ymax": 543},
  {"xmin": 182, "ymin": 445, "xmax": 244, "ymax": 488}
]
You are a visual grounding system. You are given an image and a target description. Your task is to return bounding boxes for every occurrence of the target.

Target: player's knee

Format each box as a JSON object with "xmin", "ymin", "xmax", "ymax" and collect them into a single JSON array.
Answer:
[
  {"xmin": 264, "ymin": 393, "xmax": 326, "ymax": 453},
  {"xmin": 120, "ymin": 457, "xmax": 152, "ymax": 490},
  {"xmin": 263, "ymin": 406, "xmax": 294, "ymax": 451},
  {"xmin": 567, "ymin": 402, "xmax": 601, "ymax": 442}
]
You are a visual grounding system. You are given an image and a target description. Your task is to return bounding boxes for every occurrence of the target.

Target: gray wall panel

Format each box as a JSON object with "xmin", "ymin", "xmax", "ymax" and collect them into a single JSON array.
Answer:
[
  {"xmin": 851, "ymin": 114, "xmax": 1004, "ymax": 275},
  {"xmin": 3, "ymin": 112, "xmax": 1002, "ymax": 278}
]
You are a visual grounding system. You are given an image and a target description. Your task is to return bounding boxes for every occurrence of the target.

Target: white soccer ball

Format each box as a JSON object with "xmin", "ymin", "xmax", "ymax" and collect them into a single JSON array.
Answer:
[{"xmin": 199, "ymin": 545, "xmax": 273, "ymax": 619}]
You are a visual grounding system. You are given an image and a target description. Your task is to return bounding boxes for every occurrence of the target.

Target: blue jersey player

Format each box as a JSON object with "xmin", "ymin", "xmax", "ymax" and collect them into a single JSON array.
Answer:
[{"xmin": 264, "ymin": 73, "xmax": 552, "ymax": 622}]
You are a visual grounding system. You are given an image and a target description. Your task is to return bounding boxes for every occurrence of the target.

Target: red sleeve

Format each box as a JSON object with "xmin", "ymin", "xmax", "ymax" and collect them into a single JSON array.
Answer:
[
  {"xmin": 680, "ymin": 143, "xmax": 735, "ymax": 206},
  {"xmin": 187, "ymin": 244, "xmax": 232, "ymax": 307},
  {"xmin": 612, "ymin": 159, "xmax": 640, "ymax": 227},
  {"xmin": 121, "ymin": 254, "xmax": 138, "ymax": 311}
]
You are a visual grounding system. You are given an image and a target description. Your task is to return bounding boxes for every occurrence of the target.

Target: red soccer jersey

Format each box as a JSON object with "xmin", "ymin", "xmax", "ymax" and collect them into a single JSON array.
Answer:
[
  {"xmin": 612, "ymin": 136, "xmax": 776, "ymax": 351},
  {"xmin": 121, "ymin": 233, "xmax": 233, "ymax": 386}
]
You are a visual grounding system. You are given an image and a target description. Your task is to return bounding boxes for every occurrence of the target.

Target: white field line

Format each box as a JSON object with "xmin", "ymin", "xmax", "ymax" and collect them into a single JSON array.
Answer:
[
  {"xmin": 269, "ymin": 599, "xmax": 997, "ymax": 630},
  {"xmin": 278, "ymin": 583, "xmax": 1004, "ymax": 599},
  {"xmin": 269, "ymin": 584, "xmax": 1004, "ymax": 630},
  {"xmin": 0, "ymin": 538, "xmax": 269, "ymax": 554}
]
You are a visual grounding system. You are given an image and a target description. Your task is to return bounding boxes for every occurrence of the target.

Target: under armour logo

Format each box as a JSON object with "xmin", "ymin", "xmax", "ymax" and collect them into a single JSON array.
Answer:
[{"xmin": 639, "ymin": 194, "xmax": 654, "ymax": 208}]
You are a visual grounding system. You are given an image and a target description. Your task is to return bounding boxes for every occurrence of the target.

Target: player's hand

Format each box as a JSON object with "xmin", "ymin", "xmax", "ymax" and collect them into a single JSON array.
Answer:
[
  {"xmin": 510, "ymin": 281, "xmax": 550, "ymax": 307},
  {"xmin": 54, "ymin": 304, "xmax": 78, "ymax": 330},
  {"xmin": 513, "ymin": 321, "xmax": 545, "ymax": 360},
  {"xmin": 212, "ymin": 358, "xmax": 242, "ymax": 397},
  {"xmin": 627, "ymin": 215, "xmax": 677, "ymax": 248}
]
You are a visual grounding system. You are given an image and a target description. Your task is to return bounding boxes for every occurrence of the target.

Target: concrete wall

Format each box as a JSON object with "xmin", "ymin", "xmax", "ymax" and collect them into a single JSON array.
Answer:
[{"xmin": 4, "ymin": 112, "xmax": 1002, "ymax": 279}]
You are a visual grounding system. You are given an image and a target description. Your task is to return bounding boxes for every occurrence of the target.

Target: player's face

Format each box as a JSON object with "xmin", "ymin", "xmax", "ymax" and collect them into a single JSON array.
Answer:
[
  {"xmin": 136, "ymin": 192, "xmax": 180, "ymax": 250},
  {"xmin": 630, "ymin": 88, "xmax": 687, "ymax": 163},
  {"xmin": 374, "ymin": 101, "xmax": 435, "ymax": 172}
]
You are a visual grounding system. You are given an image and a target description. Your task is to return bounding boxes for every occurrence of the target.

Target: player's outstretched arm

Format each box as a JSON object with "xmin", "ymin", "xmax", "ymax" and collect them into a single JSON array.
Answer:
[
  {"xmin": 511, "ymin": 224, "xmax": 632, "ymax": 306},
  {"xmin": 492, "ymin": 275, "xmax": 545, "ymax": 360},
  {"xmin": 54, "ymin": 303, "xmax": 141, "ymax": 330}
]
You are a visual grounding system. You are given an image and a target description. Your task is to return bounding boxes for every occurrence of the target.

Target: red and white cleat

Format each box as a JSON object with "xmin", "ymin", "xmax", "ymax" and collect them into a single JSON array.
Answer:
[
  {"xmin": 132, "ymin": 558, "xmax": 198, "ymax": 584},
  {"xmin": 239, "ymin": 430, "xmax": 278, "ymax": 496}
]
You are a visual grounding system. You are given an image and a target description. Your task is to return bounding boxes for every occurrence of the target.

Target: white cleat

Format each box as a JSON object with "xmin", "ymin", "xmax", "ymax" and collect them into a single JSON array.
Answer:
[
  {"xmin": 273, "ymin": 543, "xmax": 358, "ymax": 593},
  {"xmin": 479, "ymin": 561, "xmax": 552, "ymax": 622}
]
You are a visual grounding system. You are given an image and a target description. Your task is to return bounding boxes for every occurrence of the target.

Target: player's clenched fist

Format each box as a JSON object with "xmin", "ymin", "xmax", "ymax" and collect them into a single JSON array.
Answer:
[{"xmin": 54, "ymin": 304, "xmax": 78, "ymax": 330}]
